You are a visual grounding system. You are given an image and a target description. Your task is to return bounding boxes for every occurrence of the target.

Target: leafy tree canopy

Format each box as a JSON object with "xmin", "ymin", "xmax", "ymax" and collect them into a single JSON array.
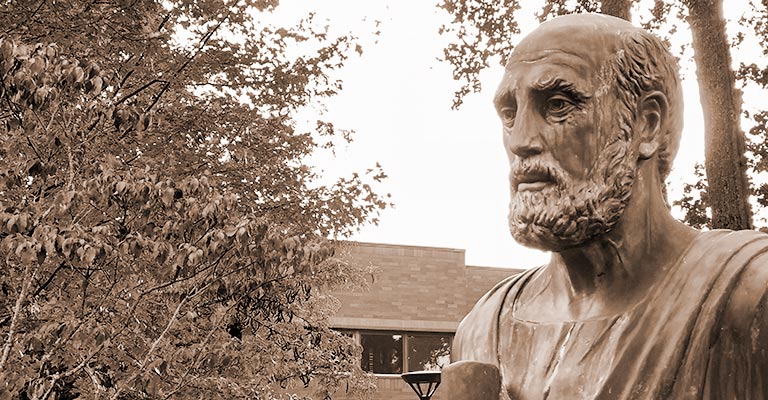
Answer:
[{"xmin": 0, "ymin": 0, "xmax": 386, "ymax": 398}]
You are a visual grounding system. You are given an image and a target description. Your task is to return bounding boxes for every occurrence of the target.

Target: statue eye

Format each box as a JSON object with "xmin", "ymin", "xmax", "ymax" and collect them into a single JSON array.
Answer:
[
  {"xmin": 545, "ymin": 95, "xmax": 574, "ymax": 118},
  {"xmin": 500, "ymin": 106, "xmax": 517, "ymax": 127}
]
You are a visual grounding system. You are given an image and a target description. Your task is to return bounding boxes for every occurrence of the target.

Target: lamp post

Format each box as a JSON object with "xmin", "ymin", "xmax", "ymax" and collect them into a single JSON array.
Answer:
[{"xmin": 401, "ymin": 370, "xmax": 441, "ymax": 400}]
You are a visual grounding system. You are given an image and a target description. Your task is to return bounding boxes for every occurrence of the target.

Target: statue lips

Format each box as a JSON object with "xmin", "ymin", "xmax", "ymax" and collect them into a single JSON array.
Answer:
[{"xmin": 513, "ymin": 169, "xmax": 555, "ymax": 192}]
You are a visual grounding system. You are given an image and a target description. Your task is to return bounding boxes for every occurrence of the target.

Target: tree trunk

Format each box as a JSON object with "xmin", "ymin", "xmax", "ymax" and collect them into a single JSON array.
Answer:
[
  {"xmin": 601, "ymin": 0, "xmax": 632, "ymax": 20},
  {"xmin": 685, "ymin": 0, "xmax": 753, "ymax": 230}
]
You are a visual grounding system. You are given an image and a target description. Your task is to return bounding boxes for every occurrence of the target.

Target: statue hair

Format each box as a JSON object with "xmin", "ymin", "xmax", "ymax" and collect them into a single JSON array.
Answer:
[{"xmin": 609, "ymin": 29, "xmax": 684, "ymax": 181}]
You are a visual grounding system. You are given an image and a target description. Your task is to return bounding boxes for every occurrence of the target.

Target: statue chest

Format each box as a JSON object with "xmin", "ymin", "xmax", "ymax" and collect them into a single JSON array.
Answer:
[
  {"xmin": 495, "ymin": 246, "xmax": 760, "ymax": 400},
  {"xmin": 497, "ymin": 309, "xmax": 684, "ymax": 399}
]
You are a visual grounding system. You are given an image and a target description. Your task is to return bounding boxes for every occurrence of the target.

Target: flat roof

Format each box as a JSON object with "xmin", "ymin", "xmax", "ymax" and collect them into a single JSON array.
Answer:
[{"xmin": 349, "ymin": 240, "xmax": 465, "ymax": 254}]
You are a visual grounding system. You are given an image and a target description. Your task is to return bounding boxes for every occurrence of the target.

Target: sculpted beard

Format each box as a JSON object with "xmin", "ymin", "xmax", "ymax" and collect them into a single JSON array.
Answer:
[{"xmin": 508, "ymin": 136, "xmax": 636, "ymax": 251}]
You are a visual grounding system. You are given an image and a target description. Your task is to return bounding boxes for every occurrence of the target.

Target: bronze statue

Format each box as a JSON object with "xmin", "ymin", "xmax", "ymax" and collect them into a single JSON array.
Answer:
[{"xmin": 445, "ymin": 13, "xmax": 768, "ymax": 399}]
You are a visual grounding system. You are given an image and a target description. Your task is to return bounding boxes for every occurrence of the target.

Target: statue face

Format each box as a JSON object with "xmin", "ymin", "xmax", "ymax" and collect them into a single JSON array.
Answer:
[{"xmin": 495, "ymin": 33, "xmax": 637, "ymax": 251}]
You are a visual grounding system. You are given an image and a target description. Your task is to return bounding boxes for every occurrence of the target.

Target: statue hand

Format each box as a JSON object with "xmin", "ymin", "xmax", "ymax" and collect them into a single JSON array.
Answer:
[{"xmin": 440, "ymin": 360, "xmax": 505, "ymax": 400}]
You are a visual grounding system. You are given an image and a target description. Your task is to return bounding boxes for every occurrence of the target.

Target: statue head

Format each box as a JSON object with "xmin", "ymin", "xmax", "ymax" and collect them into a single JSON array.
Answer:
[{"xmin": 496, "ymin": 13, "xmax": 683, "ymax": 251}]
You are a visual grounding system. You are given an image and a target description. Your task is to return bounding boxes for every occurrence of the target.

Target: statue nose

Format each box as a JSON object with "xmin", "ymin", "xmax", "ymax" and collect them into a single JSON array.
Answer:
[{"xmin": 506, "ymin": 125, "xmax": 544, "ymax": 158}]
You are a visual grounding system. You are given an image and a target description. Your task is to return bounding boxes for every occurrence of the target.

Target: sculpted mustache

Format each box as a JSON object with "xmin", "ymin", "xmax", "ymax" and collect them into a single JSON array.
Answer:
[{"xmin": 511, "ymin": 160, "xmax": 568, "ymax": 187}]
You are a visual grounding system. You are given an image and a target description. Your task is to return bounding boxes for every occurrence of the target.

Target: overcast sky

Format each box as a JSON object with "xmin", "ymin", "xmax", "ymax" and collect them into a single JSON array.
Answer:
[{"xmin": 271, "ymin": 1, "xmax": 764, "ymax": 268}]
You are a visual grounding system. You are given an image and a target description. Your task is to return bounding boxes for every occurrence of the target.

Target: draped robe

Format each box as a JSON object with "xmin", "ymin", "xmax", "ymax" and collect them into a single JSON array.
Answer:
[{"xmin": 453, "ymin": 230, "xmax": 768, "ymax": 399}]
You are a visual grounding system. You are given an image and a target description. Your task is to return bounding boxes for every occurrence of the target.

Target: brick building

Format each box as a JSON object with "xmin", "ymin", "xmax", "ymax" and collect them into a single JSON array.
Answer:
[{"xmin": 328, "ymin": 242, "xmax": 523, "ymax": 400}]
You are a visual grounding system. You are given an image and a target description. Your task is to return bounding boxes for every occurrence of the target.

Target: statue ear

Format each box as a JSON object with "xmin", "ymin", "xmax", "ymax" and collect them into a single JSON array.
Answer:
[{"xmin": 636, "ymin": 91, "xmax": 668, "ymax": 160}]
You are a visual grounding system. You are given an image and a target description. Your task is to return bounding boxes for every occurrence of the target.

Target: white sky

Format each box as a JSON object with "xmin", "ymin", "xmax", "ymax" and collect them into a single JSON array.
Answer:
[{"xmin": 271, "ymin": 1, "xmax": 763, "ymax": 268}]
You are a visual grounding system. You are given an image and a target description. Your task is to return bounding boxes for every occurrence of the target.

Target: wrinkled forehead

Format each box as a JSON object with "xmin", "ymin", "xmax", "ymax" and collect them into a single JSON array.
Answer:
[
  {"xmin": 497, "ymin": 50, "xmax": 594, "ymax": 96},
  {"xmin": 506, "ymin": 14, "xmax": 637, "ymax": 73}
]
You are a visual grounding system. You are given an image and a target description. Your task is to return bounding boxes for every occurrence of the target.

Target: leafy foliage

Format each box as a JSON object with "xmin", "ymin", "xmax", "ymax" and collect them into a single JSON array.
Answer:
[
  {"xmin": 0, "ymin": 1, "xmax": 386, "ymax": 399},
  {"xmin": 672, "ymin": 163, "xmax": 710, "ymax": 229},
  {"xmin": 437, "ymin": 0, "xmax": 521, "ymax": 108},
  {"xmin": 437, "ymin": 0, "xmax": 605, "ymax": 109},
  {"xmin": 739, "ymin": 0, "xmax": 768, "ymax": 229}
]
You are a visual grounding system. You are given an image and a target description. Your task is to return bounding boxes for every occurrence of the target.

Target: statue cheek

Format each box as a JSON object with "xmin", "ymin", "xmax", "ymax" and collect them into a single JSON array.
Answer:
[
  {"xmin": 550, "ymin": 121, "xmax": 599, "ymax": 179},
  {"xmin": 502, "ymin": 128, "xmax": 517, "ymax": 163}
]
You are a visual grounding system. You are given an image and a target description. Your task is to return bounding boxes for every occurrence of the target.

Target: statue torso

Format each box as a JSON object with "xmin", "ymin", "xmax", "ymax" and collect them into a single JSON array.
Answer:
[{"xmin": 453, "ymin": 230, "xmax": 768, "ymax": 399}]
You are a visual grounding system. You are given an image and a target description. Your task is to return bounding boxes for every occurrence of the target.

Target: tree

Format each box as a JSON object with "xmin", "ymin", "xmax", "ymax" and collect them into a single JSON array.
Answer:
[
  {"xmin": 685, "ymin": 0, "xmax": 752, "ymax": 229},
  {"xmin": 0, "ymin": 1, "xmax": 386, "ymax": 399},
  {"xmin": 437, "ymin": 0, "xmax": 761, "ymax": 230}
]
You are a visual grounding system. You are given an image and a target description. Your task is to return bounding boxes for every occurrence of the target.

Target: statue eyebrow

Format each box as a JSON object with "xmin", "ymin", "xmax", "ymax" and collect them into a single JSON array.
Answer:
[
  {"xmin": 531, "ymin": 77, "xmax": 591, "ymax": 102},
  {"xmin": 493, "ymin": 88, "xmax": 515, "ymax": 110}
]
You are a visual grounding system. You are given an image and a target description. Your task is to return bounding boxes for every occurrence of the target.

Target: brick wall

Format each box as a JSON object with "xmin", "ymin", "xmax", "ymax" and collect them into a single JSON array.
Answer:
[
  {"xmin": 463, "ymin": 265, "xmax": 520, "ymax": 312},
  {"xmin": 326, "ymin": 242, "xmax": 523, "ymax": 400},
  {"xmin": 334, "ymin": 243, "xmax": 469, "ymax": 327}
]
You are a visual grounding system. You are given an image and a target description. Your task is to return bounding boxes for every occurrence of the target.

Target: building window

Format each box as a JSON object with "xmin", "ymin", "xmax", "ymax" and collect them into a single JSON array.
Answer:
[
  {"xmin": 361, "ymin": 333, "xmax": 403, "ymax": 374},
  {"xmin": 347, "ymin": 330, "xmax": 453, "ymax": 375},
  {"xmin": 406, "ymin": 333, "xmax": 451, "ymax": 371}
]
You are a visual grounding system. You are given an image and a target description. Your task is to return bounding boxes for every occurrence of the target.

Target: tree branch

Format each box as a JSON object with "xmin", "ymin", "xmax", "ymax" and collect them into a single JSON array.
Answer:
[
  {"xmin": 110, "ymin": 295, "xmax": 187, "ymax": 400},
  {"xmin": 32, "ymin": 261, "xmax": 66, "ymax": 297},
  {"xmin": 145, "ymin": 11, "xmax": 231, "ymax": 113},
  {"xmin": 0, "ymin": 263, "xmax": 35, "ymax": 370},
  {"xmin": 162, "ymin": 306, "xmax": 229, "ymax": 399},
  {"xmin": 37, "ymin": 342, "xmax": 106, "ymax": 400},
  {"xmin": 115, "ymin": 79, "xmax": 168, "ymax": 106}
]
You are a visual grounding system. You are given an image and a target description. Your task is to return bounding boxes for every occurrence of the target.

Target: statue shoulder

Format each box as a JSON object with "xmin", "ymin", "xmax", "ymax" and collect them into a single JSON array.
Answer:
[
  {"xmin": 452, "ymin": 267, "xmax": 540, "ymax": 364},
  {"xmin": 715, "ymin": 230, "xmax": 768, "ymax": 345},
  {"xmin": 696, "ymin": 230, "xmax": 768, "ymax": 354},
  {"xmin": 685, "ymin": 229, "xmax": 768, "ymax": 393}
]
